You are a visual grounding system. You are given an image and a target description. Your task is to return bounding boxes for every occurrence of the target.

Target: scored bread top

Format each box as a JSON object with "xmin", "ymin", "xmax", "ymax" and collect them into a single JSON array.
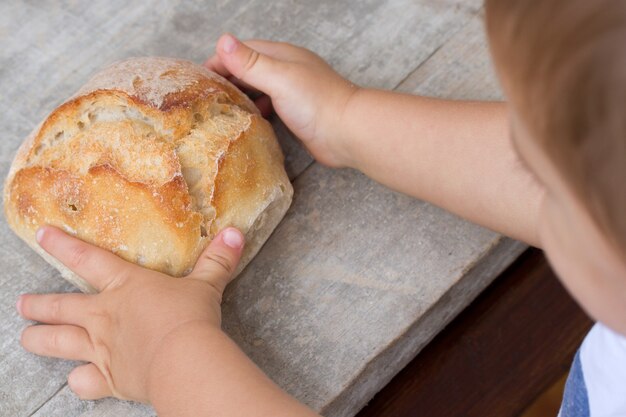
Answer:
[{"xmin": 4, "ymin": 57, "xmax": 293, "ymax": 293}]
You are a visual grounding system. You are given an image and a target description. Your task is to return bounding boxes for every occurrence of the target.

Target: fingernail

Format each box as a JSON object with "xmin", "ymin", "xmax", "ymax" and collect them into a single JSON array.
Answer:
[
  {"xmin": 222, "ymin": 228, "xmax": 244, "ymax": 249},
  {"xmin": 16, "ymin": 295, "xmax": 23, "ymax": 316},
  {"xmin": 35, "ymin": 227, "xmax": 45, "ymax": 244},
  {"xmin": 221, "ymin": 34, "xmax": 238, "ymax": 54}
]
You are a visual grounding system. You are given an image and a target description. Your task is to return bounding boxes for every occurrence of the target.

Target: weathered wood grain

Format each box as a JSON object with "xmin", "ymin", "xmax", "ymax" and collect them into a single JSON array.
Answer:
[
  {"xmin": 30, "ymin": 387, "xmax": 154, "ymax": 417},
  {"xmin": 397, "ymin": 12, "xmax": 503, "ymax": 101},
  {"xmin": 0, "ymin": 0, "xmax": 480, "ymax": 183},
  {"xmin": 0, "ymin": 219, "xmax": 79, "ymax": 416},
  {"xmin": 0, "ymin": 2, "xmax": 525, "ymax": 417},
  {"xmin": 222, "ymin": 165, "xmax": 525, "ymax": 417},
  {"xmin": 355, "ymin": 250, "xmax": 592, "ymax": 417}
]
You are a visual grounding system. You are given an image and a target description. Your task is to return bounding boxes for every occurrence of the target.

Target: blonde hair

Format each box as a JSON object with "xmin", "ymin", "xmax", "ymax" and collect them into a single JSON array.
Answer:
[{"xmin": 486, "ymin": 0, "xmax": 626, "ymax": 256}]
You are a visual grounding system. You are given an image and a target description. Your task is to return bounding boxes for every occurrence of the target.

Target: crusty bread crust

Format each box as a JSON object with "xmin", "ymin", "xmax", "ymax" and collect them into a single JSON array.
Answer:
[{"xmin": 4, "ymin": 57, "xmax": 293, "ymax": 293}]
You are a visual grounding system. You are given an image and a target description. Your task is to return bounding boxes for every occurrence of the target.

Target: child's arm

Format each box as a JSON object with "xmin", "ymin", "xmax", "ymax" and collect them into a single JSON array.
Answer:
[
  {"xmin": 18, "ymin": 226, "xmax": 319, "ymax": 417},
  {"xmin": 207, "ymin": 35, "xmax": 545, "ymax": 246},
  {"xmin": 148, "ymin": 321, "xmax": 319, "ymax": 417},
  {"xmin": 338, "ymin": 92, "xmax": 545, "ymax": 246}
]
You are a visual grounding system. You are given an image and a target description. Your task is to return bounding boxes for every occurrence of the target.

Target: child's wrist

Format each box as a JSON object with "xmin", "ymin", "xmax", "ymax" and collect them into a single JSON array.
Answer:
[
  {"xmin": 146, "ymin": 320, "xmax": 223, "ymax": 404},
  {"xmin": 331, "ymin": 84, "xmax": 365, "ymax": 169}
]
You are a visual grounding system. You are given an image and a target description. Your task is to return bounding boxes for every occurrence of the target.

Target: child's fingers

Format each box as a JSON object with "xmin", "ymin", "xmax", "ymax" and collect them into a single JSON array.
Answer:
[
  {"xmin": 68, "ymin": 363, "xmax": 113, "ymax": 400},
  {"xmin": 20, "ymin": 324, "xmax": 93, "ymax": 362},
  {"xmin": 35, "ymin": 226, "xmax": 138, "ymax": 292},
  {"xmin": 206, "ymin": 36, "xmax": 315, "ymax": 108},
  {"xmin": 187, "ymin": 227, "xmax": 245, "ymax": 295},
  {"xmin": 215, "ymin": 33, "xmax": 286, "ymax": 98},
  {"xmin": 204, "ymin": 38, "xmax": 298, "ymax": 76},
  {"xmin": 204, "ymin": 58, "xmax": 266, "ymax": 108},
  {"xmin": 206, "ymin": 55, "xmax": 266, "ymax": 95},
  {"xmin": 243, "ymin": 39, "xmax": 313, "ymax": 63},
  {"xmin": 17, "ymin": 293, "xmax": 91, "ymax": 327},
  {"xmin": 225, "ymin": 75, "xmax": 263, "ymax": 96},
  {"xmin": 203, "ymin": 54, "xmax": 231, "ymax": 77}
]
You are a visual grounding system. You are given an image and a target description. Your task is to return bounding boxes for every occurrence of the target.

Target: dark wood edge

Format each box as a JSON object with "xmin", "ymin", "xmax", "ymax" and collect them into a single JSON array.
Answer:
[{"xmin": 355, "ymin": 248, "xmax": 593, "ymax": 417}]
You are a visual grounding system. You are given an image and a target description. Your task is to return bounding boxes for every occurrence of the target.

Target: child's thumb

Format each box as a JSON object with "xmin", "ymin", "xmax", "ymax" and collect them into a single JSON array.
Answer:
[
  {"xmin": 216, "ymin": 33, "xmax": 283, "ymax": 97},
  {"xmin": 187, "ymin": 227, "xmax": 245, "ymax": 295}
]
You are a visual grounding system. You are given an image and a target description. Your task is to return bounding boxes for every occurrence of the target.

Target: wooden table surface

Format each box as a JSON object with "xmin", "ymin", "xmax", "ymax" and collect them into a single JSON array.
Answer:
[
  {"xmin": 356, "ymin": 249, "xmax": 593, "ymax": 417},
  {"xmin": 0, "ymin": 2, "xmax": 531, "ymax": 416}
]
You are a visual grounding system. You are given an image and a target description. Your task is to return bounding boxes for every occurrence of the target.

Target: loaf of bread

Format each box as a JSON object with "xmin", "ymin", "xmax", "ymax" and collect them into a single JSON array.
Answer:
[{"xmin": 3, "ymin": 57, "xmax": 293, "ymax": 293}]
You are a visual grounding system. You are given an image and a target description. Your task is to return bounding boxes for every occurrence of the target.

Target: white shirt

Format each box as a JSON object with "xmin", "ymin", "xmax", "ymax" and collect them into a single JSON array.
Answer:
[{"xmin": 559, "ymin": 323, "xmax": 626, "ymax": 416}]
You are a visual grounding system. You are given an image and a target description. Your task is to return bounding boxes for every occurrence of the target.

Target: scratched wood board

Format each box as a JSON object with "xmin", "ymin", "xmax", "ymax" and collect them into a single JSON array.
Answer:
[
  {"xmin": 0, "ymin": 2, "xmax": 525, "ymax": 417},
  {"xmin": 397, "ymin": 11, "xmax": 502, "ymax": 100}
]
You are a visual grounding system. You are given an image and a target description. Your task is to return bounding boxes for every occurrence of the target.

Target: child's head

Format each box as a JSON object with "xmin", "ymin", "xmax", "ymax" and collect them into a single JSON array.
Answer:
[{"xmin": 485, "ymin": 0, "xmax": 626, "ymax": 334}]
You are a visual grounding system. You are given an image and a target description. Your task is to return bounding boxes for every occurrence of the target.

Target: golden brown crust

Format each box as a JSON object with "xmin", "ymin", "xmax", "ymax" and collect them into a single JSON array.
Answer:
[
  {"xmin": 4, "ymin": 57, "xmax": 292, "ymax": 292},
  {"xmin": 74, "ymin": 57, "xmax": 259, "ymax": 114}
]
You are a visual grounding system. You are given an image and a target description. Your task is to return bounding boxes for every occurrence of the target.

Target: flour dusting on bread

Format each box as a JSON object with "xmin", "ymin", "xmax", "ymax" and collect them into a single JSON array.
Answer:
[{"xmin": 4, "ymin": 57, "xmax": 292, "ymax": 293}]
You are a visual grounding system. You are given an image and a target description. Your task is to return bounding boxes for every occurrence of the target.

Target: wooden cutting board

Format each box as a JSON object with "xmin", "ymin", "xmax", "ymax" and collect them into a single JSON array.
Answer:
[{"xmin": 0, "ymin": 2, "xmax": 524, "ymax": 416}]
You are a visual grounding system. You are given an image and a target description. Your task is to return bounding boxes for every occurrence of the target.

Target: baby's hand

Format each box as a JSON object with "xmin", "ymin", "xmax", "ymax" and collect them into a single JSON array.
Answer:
[
  {"xmin": 205, "ymin": 34, "xmax": 358, "ymax": 168},
  {"xmin": 17, "ymin": 226, "xmax": 245, "ymax": 403}
]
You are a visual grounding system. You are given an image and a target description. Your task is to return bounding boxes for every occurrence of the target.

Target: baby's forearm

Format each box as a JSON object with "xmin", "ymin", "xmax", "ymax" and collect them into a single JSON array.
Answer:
[
  {"xmin": 338, "ymin": 89, "xmax": 545, "ymax": 246},
  {"xmin": 147, "ymin": 321, "xmax": 319, "ymax": 417}
]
